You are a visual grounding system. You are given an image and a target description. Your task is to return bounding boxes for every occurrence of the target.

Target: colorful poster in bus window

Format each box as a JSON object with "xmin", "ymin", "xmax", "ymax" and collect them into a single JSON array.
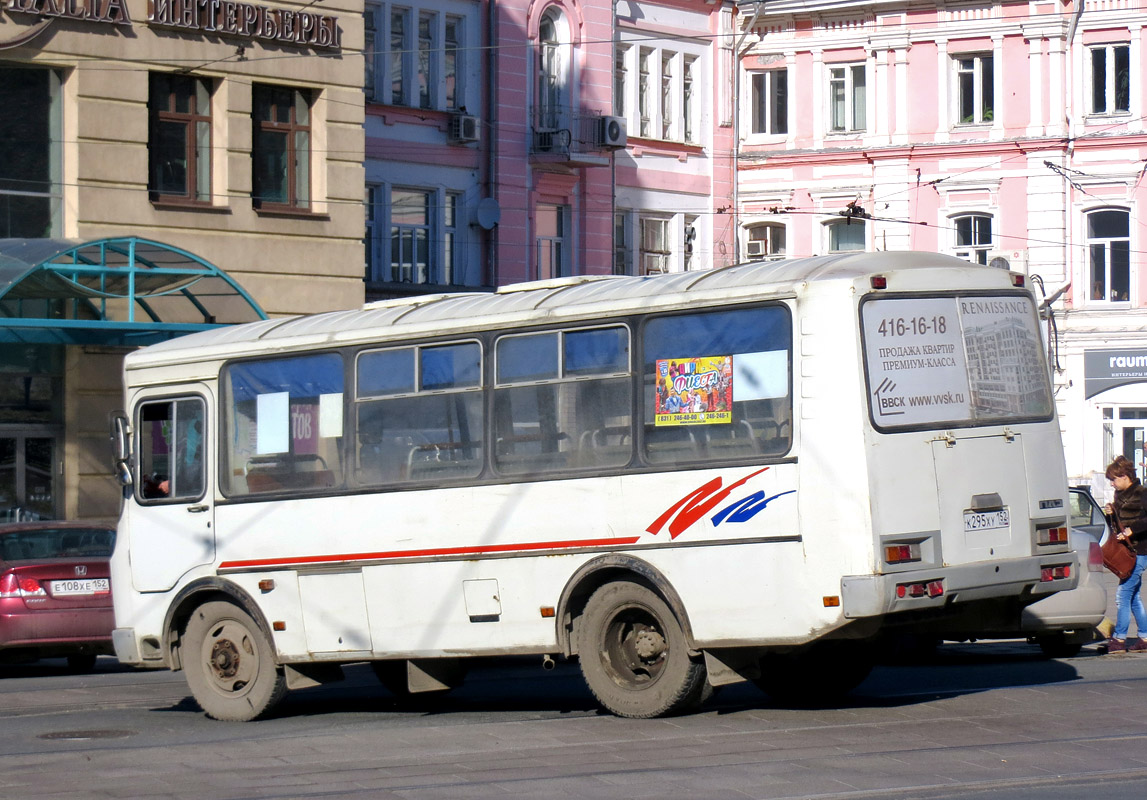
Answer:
[{"xmin": 655, "ymin": 356, "xmax": 733, "ymax": 426}]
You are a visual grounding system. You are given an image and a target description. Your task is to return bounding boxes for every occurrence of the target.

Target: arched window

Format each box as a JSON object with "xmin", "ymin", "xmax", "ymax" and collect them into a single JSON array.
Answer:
[
  {"xmin": 953, "ymin": 213, "xmax": 992, "ymax": 264},
  {"xmin": 826, "ymin": 219, "xmax": 865, "ymax": 252},
  {"xmin": 746, "ymin": 223, "xmax": 786, "ymax": 260},
  {"xmin": 537, "ymin": 9, "xmax": 570, "ymax": 130},
  {"xmin": 1087, "ymin": 208, "xmax": 1130, "ymax": 303}
]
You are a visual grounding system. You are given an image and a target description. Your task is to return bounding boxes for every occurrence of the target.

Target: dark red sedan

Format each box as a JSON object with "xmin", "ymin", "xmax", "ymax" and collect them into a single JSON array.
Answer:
[{"xmin": 0, "ymin": 521, "xmax": 116, "ymax": 671}]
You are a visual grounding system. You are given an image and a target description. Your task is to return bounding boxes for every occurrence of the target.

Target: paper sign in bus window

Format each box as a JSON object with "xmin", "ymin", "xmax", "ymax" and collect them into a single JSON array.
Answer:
[
  {"xmin": 319, "ymin": 393, "xmax": 344, "ymax": 438},
  {"xmin": 655, "ymin": 356, "xmax": 733, "ymax": 426},
  {"xmin": 256, "ymin": 391, "xmax": 290, "ymax": 454},
  {"xmin": 733, "ymin": 351, "xmax": 787, "ymax": 401}
]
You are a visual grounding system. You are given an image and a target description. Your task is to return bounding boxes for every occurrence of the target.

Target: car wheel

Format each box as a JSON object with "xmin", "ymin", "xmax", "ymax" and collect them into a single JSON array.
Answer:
[
  {"xmin": 182, "ymin": 601, "xmax": 287, "ymax": 721},
  {"xmin": 577, "ymin": 581, "xmax": 709, "ymax": 719}
]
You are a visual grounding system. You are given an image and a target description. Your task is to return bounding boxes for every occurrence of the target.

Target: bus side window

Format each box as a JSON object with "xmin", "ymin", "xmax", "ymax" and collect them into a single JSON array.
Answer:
[
  {"xmin": 642, "ymin": 306, "xmax": 792, "ymax": 465},
  {"xmin": 136, "ymin": 397, "xmax": 206, "ymax": 503},
  {"xmin": 221, "ymin": 353, "xmax": 345, "ymax": 496}
]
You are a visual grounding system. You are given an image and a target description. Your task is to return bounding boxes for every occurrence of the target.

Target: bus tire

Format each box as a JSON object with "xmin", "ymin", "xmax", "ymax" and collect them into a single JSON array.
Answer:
[
  {"xmin": 182, "ymin": 601, "xmax": 287, "ymax": 722},
  {"xmin": 577, "ymin": 581, "xmax": 708, "ymax": 719}
]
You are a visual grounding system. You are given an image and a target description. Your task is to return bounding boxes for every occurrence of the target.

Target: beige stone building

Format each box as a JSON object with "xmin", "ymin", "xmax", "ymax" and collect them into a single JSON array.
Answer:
[{"xmin": 0, "ymin": 0, "xmax": 365, "ymax": 521}]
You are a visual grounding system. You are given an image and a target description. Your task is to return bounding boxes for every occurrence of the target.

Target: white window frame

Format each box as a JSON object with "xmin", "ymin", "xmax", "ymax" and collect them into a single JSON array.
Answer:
[
  {"xmin": 618, "ymin": 38, "xmax": 704, "ymax": 143},
  {"xmin": 827, "ymin": 63, "xmax": 865, "ymax": 133},
  {"xmin": 537, "ymin": 8, "xmax": 571, "ymax": 131},
  {"xmin": 749, "ymin": 69, "xmax": 787, "ymax": 136},
  {"xmin": 952, "ymin": 213, "xmax": 993, "ymax": 264},
  {"xmin": 366, "ymin": 184, "xmax": 472, "ymax": 287},
  {"xmin": 536, "ymin": 203, "xmax": 570, "ymax": 280},
  {"xmin": 1084, "ymin": 207, "xmax": 1132, "ymax": 305},
  {"xmin": 365, "ymin": 2, "xmax": 466, "ymax": 111},
  {"xmin": 746, "ymin": 222, "xmax": 786, "ymax": 260},
  {"xmin": 954, "ymin": 54, "xmax": 993, "ymax": 126},
  {"xmin": 640, "ymin": 216, "xmax": 670, "ymax": 274},
  {"xmin": 1089, "ymin": 43, "xmax": 1130, "ymax": 116}
]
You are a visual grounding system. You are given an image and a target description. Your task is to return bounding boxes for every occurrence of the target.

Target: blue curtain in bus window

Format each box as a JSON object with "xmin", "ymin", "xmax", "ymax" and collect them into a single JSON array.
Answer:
[
  {"xmin": 223, "ymin": 353, "xmax": 344, "ymax": 496},
  {"xmin": 643, "ymin": 306, "xmax": 793, "ymax": 463},
  {"xmin": 565, "ymin": 327, "xmax": 629, "ymax": 375},
  {"xmin": 358, "ymin": 348, "xmax": 415, "ymax": 396},
  {"xmin": 421, "ymin": 343, "xmax": 480, "ymax": 390}
]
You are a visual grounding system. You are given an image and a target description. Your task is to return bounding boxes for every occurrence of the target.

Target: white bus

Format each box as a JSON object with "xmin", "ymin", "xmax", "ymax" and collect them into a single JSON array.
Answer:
[{"xmin": 109, "ymin": 251, "xmax": 1075, "ymax": 720}]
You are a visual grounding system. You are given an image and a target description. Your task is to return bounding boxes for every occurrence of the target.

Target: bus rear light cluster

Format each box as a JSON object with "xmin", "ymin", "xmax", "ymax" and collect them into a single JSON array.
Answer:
[
  {"xmin": 1011, "ymin": 273, "xmax": 1025, "ymax": 287},
  {"xmin": 1037, "ymin": 527, "xmax": 1068, "ymax": 545},
  {"xmin": 896, "ymin": 579, "xmax": 944, "ymax": 599},
  {"xmin": 1041, "ymin": 564, "xmax": 1071, "ymax": 582},
  {"xmin": 884, "ymin": 544, "xmax": 921, "ymax": 564},
  {"xmin": 870, "ymin": 275, "xmax": 888, "ymax": 289}
]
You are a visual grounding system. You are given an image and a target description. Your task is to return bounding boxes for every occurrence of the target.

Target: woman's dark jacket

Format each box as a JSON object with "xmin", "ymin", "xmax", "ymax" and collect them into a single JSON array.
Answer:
[{"xmin": 1112, "ymin": 478, "xmax": 1147, "ymax": 556}]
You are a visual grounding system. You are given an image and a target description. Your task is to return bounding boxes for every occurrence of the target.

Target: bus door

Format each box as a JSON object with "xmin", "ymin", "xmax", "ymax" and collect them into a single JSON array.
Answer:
[
  {"xmin": 131, "ymin": 391, "xmax": 214, "ymax": 592},
  {"xmin": 932, "ymin": 431, "xmax": 1032, "ymax": 563}
]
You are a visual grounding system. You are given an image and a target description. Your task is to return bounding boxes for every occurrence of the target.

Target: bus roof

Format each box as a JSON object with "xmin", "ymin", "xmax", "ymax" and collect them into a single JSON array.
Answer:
[{"xmin": 124, "ymin": 251, "xmax": 1003, "ymax": 369}]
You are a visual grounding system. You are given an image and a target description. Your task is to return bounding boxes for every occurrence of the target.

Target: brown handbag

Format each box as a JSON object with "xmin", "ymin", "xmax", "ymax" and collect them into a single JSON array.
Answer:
[{"xmin": 1102, "ymin": 535, "xmax": 1136, "ymax": 581}]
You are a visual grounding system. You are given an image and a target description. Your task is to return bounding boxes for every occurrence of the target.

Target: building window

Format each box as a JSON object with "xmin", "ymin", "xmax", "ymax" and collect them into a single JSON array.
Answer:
[
  {"xmin": 638, "ymin": 47, "xmax": 653, "ymax": 137},
  {"xmin": 955, "ymin": 55, "xmax": 993, "ymax": 125},
  {"xmin": 0, "ymin": 67, "xmax": 61, "ymax": 238},
  {"xmin": 615, "ymin": 45, "xmax": 629, "ymax": 117},
  {"xmin": 537, "ymin": 9, "xmax": 570, "ymax": 130},
  {"xmin": 536, "ymin": 204, "xmax": 568, "ymax": 279},
  {"xmin": 444, "ymin": 16, "xmax": 461, "ymax": 110},
  {"xmin": 828, "ymin": 63, "xmax": 865, "ymax": 133},
  {"xmin": 367, "ymin": 4, "xmax": 465, "ymax": 110},
  {"xmin": 1087, "ymin": 209, "xmax": 1130, "ymax": 303},
  {"xmin": 750, "ymin": 70, "xmax": 787, "ymax": 135},
  {"xmin": 614, "ymin": 212, "xmax": 631, "ymax": 275},
  {"xmin": 367, "ymin": 186, "xmax": 473, "ymax": 286},
  {"xmin": 251, "ymin": 84, "xmax": 311, "ymax": 210},
  {"xmin": 826, "ymin": 219, "xmax": 866, "ymax": 252},
  {"xmin": 746, "ymin": 223, "xmax": 785, "ymax": 260},
  {"xmin": 683, "ymin": 55, "xmax": 697, "ymax": 143},
  {"xmin": 391, "ymin": 188, "xmax": 431, "ymax": 283},
  {"xmin": 149, "ymin": 73, "xmax": 212, "ymax": 203},
  {"xmin": 660, "ymin": 51, "xmax": 675, "ymax": 140},
  {"xmin": 1090, "ymin": 44, "xmax": 1130, "ymax": 115},
  {"xmin": 953, "ymin": 214, "xmax": 992, "ymax": 264},
  {"xmin": 641, "ymin": 217, "xmax": 670, "ymax": 273}
]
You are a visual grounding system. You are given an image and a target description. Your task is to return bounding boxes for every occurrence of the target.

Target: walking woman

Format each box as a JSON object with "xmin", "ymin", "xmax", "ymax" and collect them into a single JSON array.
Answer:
[{"xmin": 1105, "ymin": 455, "xmax": 1147, "ymax": 652}]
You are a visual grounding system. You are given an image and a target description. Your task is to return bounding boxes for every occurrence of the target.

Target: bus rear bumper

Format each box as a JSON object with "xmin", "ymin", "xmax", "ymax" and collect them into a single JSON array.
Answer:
[{"xmin": 840, "ymin": 553, "xmax": 1080, "ymax": 619}]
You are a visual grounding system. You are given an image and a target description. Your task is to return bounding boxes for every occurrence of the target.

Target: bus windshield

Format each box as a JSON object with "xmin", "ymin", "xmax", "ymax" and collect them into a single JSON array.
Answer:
[{"xmin": 861, "ymin": 293, "xmax": 1053, "ymax": 430}]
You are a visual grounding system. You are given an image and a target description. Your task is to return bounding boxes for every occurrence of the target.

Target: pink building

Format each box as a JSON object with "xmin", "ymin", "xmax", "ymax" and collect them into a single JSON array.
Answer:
[
  {"xmin": 735, "ymin": 0, "xmax": 1147, "ymax": 485},
  {"xmin": 363, "ymin": 0, "xmax": 736, "ymax": 297}
]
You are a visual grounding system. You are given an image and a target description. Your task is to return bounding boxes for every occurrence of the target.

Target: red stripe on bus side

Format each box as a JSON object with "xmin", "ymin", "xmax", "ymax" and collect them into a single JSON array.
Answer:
[{"xmin": 218, "ymin": 536, "xmax": 644, "ymax": 570}]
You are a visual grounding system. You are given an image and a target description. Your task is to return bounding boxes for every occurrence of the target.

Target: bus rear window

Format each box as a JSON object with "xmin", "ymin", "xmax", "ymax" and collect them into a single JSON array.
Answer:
[{"xmin": 861, "ymin": 294, "xmax": 1053, "ymax": 430}]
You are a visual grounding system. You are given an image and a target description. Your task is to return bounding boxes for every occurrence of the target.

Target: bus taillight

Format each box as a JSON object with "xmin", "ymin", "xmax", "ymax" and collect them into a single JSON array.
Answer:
[
  {"xmin": 884, "ymin": 544, "xmax": 920, "ymax": 564},
  {"xmin": 896, "ymin": 579, "xmax": 944, "ymax": 599},
  {"xmin": 1037, "ymin": 527, "xmax": 1068, "ymax": 545},
  {"xmin": 1040, "ymin": 564, "xmax": 1071, "ymax": 582}
]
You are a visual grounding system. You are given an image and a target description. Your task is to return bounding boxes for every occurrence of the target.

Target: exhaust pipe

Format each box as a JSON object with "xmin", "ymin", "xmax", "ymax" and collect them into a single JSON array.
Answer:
[{"xmin": 541, "ymin": 654, "xmax": 556, "ymax": 670}]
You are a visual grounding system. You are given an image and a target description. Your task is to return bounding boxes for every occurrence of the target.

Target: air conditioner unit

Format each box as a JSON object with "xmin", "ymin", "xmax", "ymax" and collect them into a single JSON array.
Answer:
[
  {"xmin": 448, "ymin": 114, "xmax": 480, "ymax": 144},
  {"xmin": 746, "ymin": 240, "xmax": 766, "ymax": 257},
  {"xmin": 987, "ymin": 248, "xmax": 1026, "ymax": 273},
  {"xmin": 597, "ymin": 115, "xmax": 627, "ymax": 149}
]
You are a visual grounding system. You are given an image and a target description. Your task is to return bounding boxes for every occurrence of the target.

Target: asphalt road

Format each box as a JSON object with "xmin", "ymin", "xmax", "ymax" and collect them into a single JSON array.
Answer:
[{"xmin": 2, "ymin": 636, "xmax": 1147, "ymax": 800}]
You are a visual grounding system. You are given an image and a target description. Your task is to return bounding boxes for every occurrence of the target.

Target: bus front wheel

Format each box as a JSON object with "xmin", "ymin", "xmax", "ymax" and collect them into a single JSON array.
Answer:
[
  {"xmin": 577, "ymin": 581, "xmax": 709, "ymax": 718},
  {"xmin": 183, "ymin": 601, "xmax": 287, "ymax": 721}
]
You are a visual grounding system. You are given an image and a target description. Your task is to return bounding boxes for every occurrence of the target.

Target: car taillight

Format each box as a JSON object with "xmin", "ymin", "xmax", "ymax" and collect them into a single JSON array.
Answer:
[
  {"xmin": 1088, "ymin": 541, "xmax": 1105, "ymax": 573},
  {"xmin": 0, "ymin": 573, "xmax": 46, "ymax": 598}
]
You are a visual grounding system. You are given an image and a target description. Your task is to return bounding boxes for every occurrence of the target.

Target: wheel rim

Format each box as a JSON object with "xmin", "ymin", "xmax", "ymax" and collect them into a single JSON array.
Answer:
[
  {"xmin": 600, "ymin": 604, "xmax": 669, "ymax": 689},
  {"xmin": 199, "ymin": 618, "xmax": 260, "ymax": 698}
]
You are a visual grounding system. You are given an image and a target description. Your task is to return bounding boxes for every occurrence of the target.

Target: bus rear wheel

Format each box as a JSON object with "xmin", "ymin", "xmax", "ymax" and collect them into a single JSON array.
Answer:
[
  {"xmin": 183, "ymin": 601, "xmax": 287, "ymax": 721},
  {"xmin": 577, "ymin": 581, "xmax": 708, "ymax": 719}
]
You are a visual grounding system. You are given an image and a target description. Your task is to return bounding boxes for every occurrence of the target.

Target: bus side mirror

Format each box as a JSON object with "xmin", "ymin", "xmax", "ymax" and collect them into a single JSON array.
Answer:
[{"xmin": 110, "ymin": 412, "xmax": 134, "ymax": 488}]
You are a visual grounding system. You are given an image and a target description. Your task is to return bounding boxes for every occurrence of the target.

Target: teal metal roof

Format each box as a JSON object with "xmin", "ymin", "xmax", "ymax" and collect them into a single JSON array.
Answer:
[{"xmin": 0, "ymin": 237, "xmax": 266, "ymax": 345}]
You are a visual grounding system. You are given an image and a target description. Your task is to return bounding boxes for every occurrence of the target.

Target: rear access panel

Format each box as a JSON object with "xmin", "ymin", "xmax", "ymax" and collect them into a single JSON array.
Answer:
[{"xmin": 932, "ymin": 432, "xmax": 1030, "ymax": 565}]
